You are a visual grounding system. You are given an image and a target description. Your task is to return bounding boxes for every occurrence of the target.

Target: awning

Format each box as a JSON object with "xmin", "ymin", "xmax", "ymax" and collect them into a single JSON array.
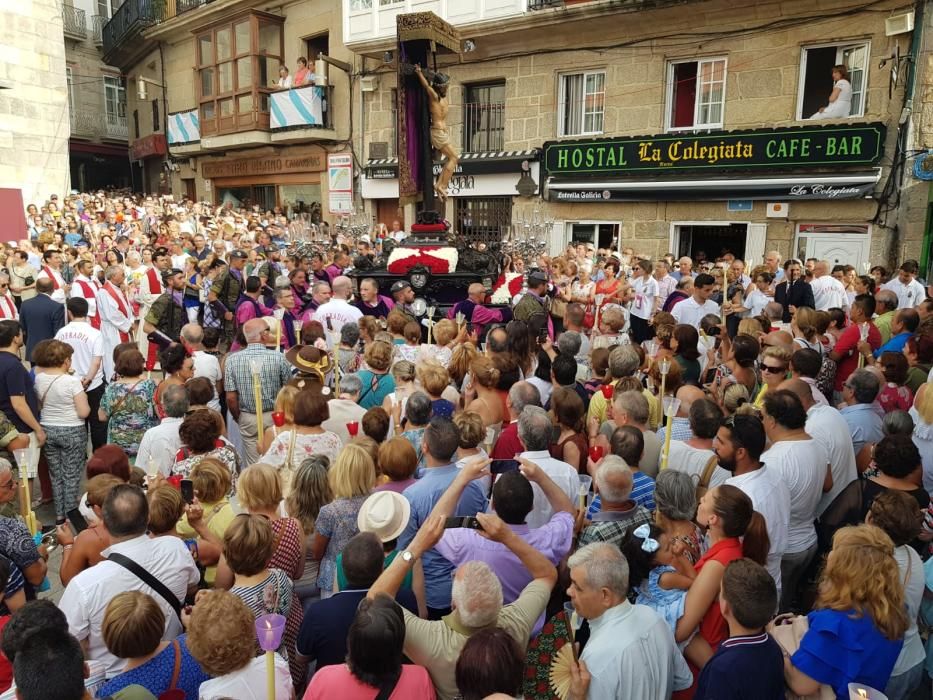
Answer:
[
  {"xmin": 544, "ymin": 169, "xmax": 881, "ymax": 202},
  {"xmin": 365, "ymin": 149, "xmax": 539, "ymax": 179}
]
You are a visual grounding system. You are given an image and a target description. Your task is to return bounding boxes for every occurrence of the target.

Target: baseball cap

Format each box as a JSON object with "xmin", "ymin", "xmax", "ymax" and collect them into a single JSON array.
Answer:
[
  {"xmin": 527, "ymin": 270, "xmax": 548, "ymax": 285},
  {"xmin": 390, "ymin": 280, "xmax": 411, "ymax": 294},
  {"xmin": 230, "ymin": 250, "xmax": 248, "ymax": 260}
]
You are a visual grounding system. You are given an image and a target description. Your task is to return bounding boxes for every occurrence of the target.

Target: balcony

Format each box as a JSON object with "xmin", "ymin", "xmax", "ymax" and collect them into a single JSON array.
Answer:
[
  {"xmin": 102, "ymin": 0, "xmax": 210, "ymax": 67},
  {"xmin": 270, "ymin": 86, "xmax": 332, "ymax": 131},
  {"xmin": 105, "ymin": 114, "xmax": 128, "ymax": 140},
  {"xmin": 463, "ymin": 101, "xmax": 504, "ymax": 152},
  {"xmin": 63, "ymin": 5, "xmax": 87, "ymax": 41},
  {"xmin": 91, "ymin": 15, "xmax": 106, "ymax": 46},
  {"xmin": 528, "ymin": 0, "xmax": 563, "ymax": 8},
  {"xmin": 69, "ymin": 110, "xmax": 128, "ymax": 142}
]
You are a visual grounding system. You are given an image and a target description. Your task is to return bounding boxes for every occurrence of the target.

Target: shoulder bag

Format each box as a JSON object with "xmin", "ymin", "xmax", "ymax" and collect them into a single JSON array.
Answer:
[{"xmin": 107, "ymin": 551, "xmax": 182, "ymax": 622}]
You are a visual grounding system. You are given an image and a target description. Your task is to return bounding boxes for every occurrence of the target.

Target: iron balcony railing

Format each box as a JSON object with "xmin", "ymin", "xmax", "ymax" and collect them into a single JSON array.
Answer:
[
  {"xmin": 102, "ymin": 0, "xmax": 211, "ymax": 60},
  {"xmin": 91, "ymin": 15, "xmax": 107, "ymax": 46},
  {"xmin": 463, "ymin": 101, "xmax": 505, "ymax": 152},
  {"xmin": 528, "ymin": 0, "xmax": 563, "ymax": 9},
  {"xmin": 69, "ymin": 110, "xmax": 128, "ymax": 141},
  {"xmin": 63, "ymin": 5, "xmax": 87, "ymax": 40}
]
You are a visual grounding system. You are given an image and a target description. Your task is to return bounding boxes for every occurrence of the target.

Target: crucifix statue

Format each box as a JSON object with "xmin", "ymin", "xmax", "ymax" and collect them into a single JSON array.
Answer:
[{"xmin": 414, "ymin": 64, "xmax": 459, "ymax": 202}]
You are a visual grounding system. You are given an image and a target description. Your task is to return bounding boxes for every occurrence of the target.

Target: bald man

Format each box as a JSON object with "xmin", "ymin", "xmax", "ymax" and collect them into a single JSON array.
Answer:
[
  {"xmin": 447, "ymin": 282, "xmax": 511, "ymax": 337},
  {"xmin": 809, "ymin": 260, "xmax": 848, "ymax": 311},
  {"xmin": 778, "ymin": 378, "xmax": 855, "ymax": 517},
  {"xmin": 311, "ymin": 275, "xmax": 363, "ymax": 345}
]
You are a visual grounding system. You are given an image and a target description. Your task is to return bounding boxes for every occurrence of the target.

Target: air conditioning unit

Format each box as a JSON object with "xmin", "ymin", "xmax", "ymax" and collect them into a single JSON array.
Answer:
[
  {"xmin": 885, "ymin": 12, "xmax": 914, "ymax": 36},
  {"xmin": 360, "ymin": 75, "xmax": 379, "ymax": 92}
]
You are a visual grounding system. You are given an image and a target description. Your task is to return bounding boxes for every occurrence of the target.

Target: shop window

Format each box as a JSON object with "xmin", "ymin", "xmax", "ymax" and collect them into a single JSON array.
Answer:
[
  {"xmin": 666, "ymin": 57, "xmax": 726, "ymax": 131},
  {"xmin": 305, "ymin": 33, "xmax": 329, "ymax": 65},
  {"xmin": 797, "ymin": 42, "xmax": 868, "ymax": 120},
  {"xmin": 455, "ymin": 197, "xmax": 512, "ymax": 247},
  {"xmin": 558, "ymin": 70, "xmax": 605, "ymax": 137},
  {"xmin": 197, "ymin": 13, "xmax": 283, "ymax": 136},
  {"xmin": 464, "ymin": 81, "xmax": 505, "ymax": 152},
  {"xmin": 568, "ymin": 222, "xmax": 618, "ymax": 251}
]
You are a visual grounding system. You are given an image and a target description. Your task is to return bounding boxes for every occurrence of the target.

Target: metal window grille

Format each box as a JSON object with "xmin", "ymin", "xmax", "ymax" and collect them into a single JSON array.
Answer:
[{"xmin": 455, "ymin": 197, "xmax": 513, "ymax": 246}]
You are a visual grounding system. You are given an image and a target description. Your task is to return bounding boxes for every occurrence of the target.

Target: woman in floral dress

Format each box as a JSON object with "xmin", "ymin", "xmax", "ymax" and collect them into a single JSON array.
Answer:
[
  {"xmin": 98, "ymin": 349, "xmax": 157, "ymax": 461},
  {"xmin": 260, "ymin": 390, "xmax": 341, "ymax": 477}
]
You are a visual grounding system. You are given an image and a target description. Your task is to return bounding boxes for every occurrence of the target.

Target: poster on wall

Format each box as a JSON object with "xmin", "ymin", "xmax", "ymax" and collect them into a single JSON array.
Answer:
[{"xmin": 328, "ymin": 153, "xmax": 353, "ymax": 214}]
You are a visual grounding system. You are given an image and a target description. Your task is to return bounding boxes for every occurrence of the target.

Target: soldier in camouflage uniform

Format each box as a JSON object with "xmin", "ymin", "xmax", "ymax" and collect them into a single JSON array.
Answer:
[
  {"xmin": 512, "ymin": 269, "xmax": 552, "ymax": 341},
  {"xmin": 209, "ymin": 250, "xmax": 247, "ymax": 348},
  {"xmin": 143, "ymin": 268, "xmax": 187, "ymax": 343}
]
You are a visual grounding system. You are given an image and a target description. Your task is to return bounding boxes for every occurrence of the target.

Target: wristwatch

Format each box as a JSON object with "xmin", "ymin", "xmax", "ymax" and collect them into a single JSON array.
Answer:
[{"xmin": 400, "ymin": 550, "xmax": 416, "ymax": 564}]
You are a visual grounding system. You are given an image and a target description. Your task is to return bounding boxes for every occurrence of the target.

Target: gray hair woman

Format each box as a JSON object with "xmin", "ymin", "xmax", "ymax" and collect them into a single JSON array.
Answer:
[
  {"xmin": 399, "ymin": 391, "xmax": 432, "ymax": 471},
  {"xmin": 654, "ymin": 469, "xmax": 703, "ymax": 564}
]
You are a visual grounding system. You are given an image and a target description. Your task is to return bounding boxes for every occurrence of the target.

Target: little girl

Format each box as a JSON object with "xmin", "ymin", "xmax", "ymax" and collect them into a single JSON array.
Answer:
[{"xmin": 622, "ymin": 523, "xmax": 697, "ymax": 635}]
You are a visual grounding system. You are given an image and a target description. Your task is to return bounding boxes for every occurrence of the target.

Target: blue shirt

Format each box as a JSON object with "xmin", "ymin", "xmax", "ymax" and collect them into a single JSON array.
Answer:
[
  {"xmin": 791, "ymin": 608, "xmax": 902, "ymax": 700},
  {"xmin": 696, "ymin": 632, "xmax": 785, "ymax": 700},
  {"xmin": 840, "ymin": 403, "xmax": 884, "ymax": 456},
  {"xmin": 399, "ymin": 464, "xmax": 487, "ymax": 609},
  {"xmin": 357, "ymin": 370, "xmax": 395, "ymax": 410},
  {"xmin": 588, "ymin": 471, "xmax": 655, "ymax": 518},
  {"xmin": 873, "ymin": 331, "xmax": 911, "ymax": 358},
  {"xmin": 97, "ymin": 635, "xmax": 209, "ymax": 699},
  {"xmin": 656, "ymin": 416, "xmax": 693, "ymax": 444}
]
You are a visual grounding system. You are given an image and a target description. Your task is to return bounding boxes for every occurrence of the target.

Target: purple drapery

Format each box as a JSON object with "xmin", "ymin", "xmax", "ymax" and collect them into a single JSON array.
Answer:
[{"xmin": 397, "ymin": 43, "xmax": 424, "ymax": 206}]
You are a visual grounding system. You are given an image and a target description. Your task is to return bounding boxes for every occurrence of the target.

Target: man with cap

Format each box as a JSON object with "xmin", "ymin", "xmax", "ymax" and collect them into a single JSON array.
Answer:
[
  {"xmin": 391, "ymin": 280, "xmax": 418, "ymax": 317},
  {"xmin": 136, "ymin": 247, "xmax": 169, "ymax": 369},
  {"xmin": 69, "ymin": 258, "xmax": 100, "ymax": 330},
  {"xmin": 143, "ymin": 268, "xmax": 187, "ymax": 346},
  {"xmin": 513, "ymin": 269, "xmax": 552, "ymax": 340},
  {"xmin": 447, "ymin": 283, "xmax": 511, "ymax": 339},
  {"xmin": 209, "ymin": 249, "xmax": 247, "ymax": 348}
]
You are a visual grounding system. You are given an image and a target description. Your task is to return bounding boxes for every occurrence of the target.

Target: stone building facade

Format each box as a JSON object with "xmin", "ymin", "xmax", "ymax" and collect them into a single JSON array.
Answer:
[{"xmin": 350, "ymin": 0, "xmax": 925, "ymax": 272}]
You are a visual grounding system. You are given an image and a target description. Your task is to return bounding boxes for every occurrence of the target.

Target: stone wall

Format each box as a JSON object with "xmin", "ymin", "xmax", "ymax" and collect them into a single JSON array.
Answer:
[{"xmin": 0, "ymin": 0, "xmax": 71, "ymax": 206}]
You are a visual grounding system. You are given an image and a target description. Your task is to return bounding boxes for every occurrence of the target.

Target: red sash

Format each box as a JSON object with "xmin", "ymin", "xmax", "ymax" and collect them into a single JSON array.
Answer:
[
  {"xmin": 103, "ymin": 283, "xmax": 130, "ymax": 343},
  {"xmin": 143, "ymin": 268, "xmax": 164, "ymax": 370},
  {"xmin": 42, "ymin": 266, "xmax": 60, "ymax": 290},
  {"xmin": 0, "ymin": 295, "xmax": 15, "ymax": 320},
  {"xmin": 75, "ymin": 280, "xmax": 101, "ymax": 329}
]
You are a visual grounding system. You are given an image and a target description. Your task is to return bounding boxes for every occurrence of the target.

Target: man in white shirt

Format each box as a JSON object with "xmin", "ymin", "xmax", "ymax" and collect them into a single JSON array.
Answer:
[
  {"xmin": 69, "ymin": 258, "xmax": 100, "ymax": 330},
  {"xmin": 136, "ymin": 385, "xmax": 188, "ymax": 477},
  {"xmin": 0, "ymin": 274, "xmax": 18, "ymax": 320},
  {"xmin": 312, "ymin": 275, "xmax": 362, "ymax": 344},
  {"xmin": 716, "ymin": 414, "xmax": 790, "ymax": 599},
  {"xmin": 764, "ymin": 250, "xmax": 785, "ymax": 283},
  {"xmin": 671, "ymin": 272, "xmax": 720, "ymax": 327},
  {"xmin": 809, "ymin": 260, "xmax": 848, "ymax": 311},
  {"xmin": 569, "ymin": 542, "xmax": 692, "ymax": 699},
  {"xmin": 760, "ymin": 389, "xmax": 830, "ymax": 613},
  {"xmin": 882, "ymin": 260, "xmax": 926, "ymax": 309},
  {"xmin": 781, "ymin": 379, "xmax": 856, "ymax": 516},
  {"xmin": 56, "ymin": 297, "xmax": 107, "ymax": 450},
  {"xmin": 517, "ymin": 406, "xmax": 578, "ymax": 529},
  {"xmin": 181, "ymin": 323, "xmax": 222, "ymax": 411},
  {"xmin": 662, "ymin": 396, "xmax": 732, "ymax": 487},
  {"xmin": 58, "ymin": 484, "xmax": 200, "ymax": 678},
  {"xmin": 36, "ymin": 249, "xmax": 69, "ymax": 304}
]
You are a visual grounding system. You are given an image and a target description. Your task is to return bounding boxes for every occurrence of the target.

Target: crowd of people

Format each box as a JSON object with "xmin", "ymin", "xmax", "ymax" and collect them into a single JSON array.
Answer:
[{"xmin": 0, "ymin": 189, "xmax": 930, "ymax": 700}]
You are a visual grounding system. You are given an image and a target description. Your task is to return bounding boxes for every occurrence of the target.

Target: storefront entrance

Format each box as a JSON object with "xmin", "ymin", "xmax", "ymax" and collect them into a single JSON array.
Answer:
[{"xmin": 672, "ymin": 223, "xmax": 748, "ymax": 263}]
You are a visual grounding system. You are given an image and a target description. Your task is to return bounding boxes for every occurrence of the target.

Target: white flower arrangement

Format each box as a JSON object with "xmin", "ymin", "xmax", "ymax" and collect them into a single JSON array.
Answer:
[{"xmin": 490, "ymin": 272, "xmax": 523, "ymax": 304}]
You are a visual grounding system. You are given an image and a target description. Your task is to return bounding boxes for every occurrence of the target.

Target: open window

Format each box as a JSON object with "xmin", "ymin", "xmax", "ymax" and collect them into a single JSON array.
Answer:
[
  {"xmin": 797, "ymin": 42, "xmax": 868, "ymax": 120},
  {"xmin": 666, "ymin": 57, "xmax": 726, "ymax": 131},
  {"xmin": 558, "ymin": 70, "xmax": 606, "ymax": 137}
]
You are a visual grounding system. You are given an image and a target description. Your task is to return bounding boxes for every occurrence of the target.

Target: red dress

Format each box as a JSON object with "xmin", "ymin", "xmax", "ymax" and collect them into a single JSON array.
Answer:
[{"xmin": 271, "ymin": 517, "xmax": 306, "ymax": 688}]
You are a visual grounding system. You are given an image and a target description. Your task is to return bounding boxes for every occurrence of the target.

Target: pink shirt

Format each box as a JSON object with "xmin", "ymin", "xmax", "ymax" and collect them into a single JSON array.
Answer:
[{"xmin": 303, "ymin": 663, "xmax": 435, "ymax": 700}]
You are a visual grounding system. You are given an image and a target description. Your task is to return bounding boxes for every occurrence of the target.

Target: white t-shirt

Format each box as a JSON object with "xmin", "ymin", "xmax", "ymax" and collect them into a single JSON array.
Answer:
[
  {"xmin": 34, "ymin": 373, "xmax": 85, "ymax": 427},
  {"xmin": 882, "ymin": 277, "xmax": 926, "ymax": 309},
  {"xmin": 806, "ymin": 405, "xmax": 857, "ymax": 516},
  {"xmin": 55, "ymin": 321, "xmax": 105, "ymax": 391},
  {"xmin": 630, "ymin": 276, "xmax": 658, "ymax": 321},
  {"xmin": 192, "ymin": 350, "xmax": 222, "ymax": 411},
  {"xmin": 744, "ymin": 289, "xmax": 770, "ymax": 317},
  {"xmin": 891, "ymin": 545, "xmax": 925, "ymax": 677},
  {"xmin": 726, "ymin": 466, "xmax": 790, "ymax": 598},
  {"xmin": 671, "ymin": 296, "xmax": 720, "ymax": 328},
  {"xmin": 663, "ymin": 441, "xmax": 731, "ymax": 488},
  {"xmin": 312, "ymin": 298, "xmax": 363, "ymax": 343},
  {"xmin": 760, "ymin": 438, "xmax": 828, "ymax": 553},
  {"xmin": 171, "ymin": 254, "xmax": 189, "ymax": 270},
  {"xmin": 809, "ymin": 275, "xmax": 848, "ymax": 311},
  {"xmin": 198, "ymin": 654, "xmax": 292, "ymax": 700}
]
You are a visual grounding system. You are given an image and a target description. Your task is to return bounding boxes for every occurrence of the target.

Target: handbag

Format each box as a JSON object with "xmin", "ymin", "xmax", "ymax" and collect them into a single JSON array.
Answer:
[
  {"xmin": 582, "ymin": 304, "xmax": 595, "ymax": 329},
  {"xmin": 766, "ymin": 613, "xmax": 835, "ymax": 700},
  {"xmin": 107, "ymin": 552, "xmax": 183, "ymax": 622}
]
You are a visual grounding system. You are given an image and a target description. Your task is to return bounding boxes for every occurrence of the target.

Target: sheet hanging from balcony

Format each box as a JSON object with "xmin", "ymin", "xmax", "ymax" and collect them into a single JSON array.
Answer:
[
  {"xmin": 167, "ymin": 110, "xmax": 200, "ymax": 145},
  {"xmin": 271, "ymin": 87, "xmax": 325, "ymax": 129}
]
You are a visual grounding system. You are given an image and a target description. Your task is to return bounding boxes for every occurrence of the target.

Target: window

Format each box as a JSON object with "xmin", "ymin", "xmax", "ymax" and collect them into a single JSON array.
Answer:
[
  {"xmin": 666, "ymin": 57, "xmax": 726, "ymax": 131},
  {"xmin": 152, "ymin": 99, "xmax": 160, "ymax": 132},
  {"xmin": 350, "ymin": 0, "xmax": 372, "ymax": 10},
  {"xmin": 797, "ymin": 42, "xmax": 868, "ymax": 120},
  {"xmin": 96, "ymin": 0, "xmax": 117, "ymax": 19},
  {"xmin": 558, "ymin": 71, "xmax": 605, "ymax": 136},
  {"xmin": 133, "ymin": 109, "xmax": 139, "ymax": 139},
  {"xmin": 305, "ymin": 33, "xmax": 329, "ymax": 65},
  {"xmin": 568, "ymin": 222, "xmax": 618, "ymax": 250},
  {"xmin": 455, "ymin": 197, "xmax": 512, "ymax": 247},
  {"xmin": 103, "ymin": 75, "xmax": 126, "ymax": 124},
  {"xmin": 464, "ymin": 81, "xmax": 505, "ymax": 152},
  {"xmin": 197, "ymin": 13, "xmax": 283, "ymax": 136}
]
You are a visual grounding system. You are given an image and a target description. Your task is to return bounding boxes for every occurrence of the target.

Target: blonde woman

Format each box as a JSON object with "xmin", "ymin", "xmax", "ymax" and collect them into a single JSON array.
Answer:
[
  {"xmin": 464, "ymin": 355, "xmax": 504, "ymax": 427},
  {"xmin": 419, "ymin": 318, "xmax": 457, "ymax": 368},
  {"xmin": 285, "ymin": 455, "xmax": 333, "ymax": 603},
  {"xmin": 783, "ymin": 524, "xmax": 908, "ymax": 698},
  {"xmin": 258, "ymin": 385, "xmax": 300, "ymax": 454},
  {"xmin": 753, "ymin": 345, "xmax": 791, "ymax": 407},
  {"xmin": 311, "ymin": 444, "xmax": 376, "ymax": 598}
]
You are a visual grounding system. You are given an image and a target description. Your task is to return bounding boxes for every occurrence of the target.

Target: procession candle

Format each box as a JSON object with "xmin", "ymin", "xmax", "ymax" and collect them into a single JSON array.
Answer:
[
  {"xmin": 255, "ymin": 615, "xmax": 285, "ymax": 700},
  {"xmin": 250, "ymin": 360, "xmax": 264, "ymax": 442},
  {"xmin": 660, "ymin": 396, "xmax": 682, "ymax": 471},
  {"xmin": 658, "ymin": 357, "xmax": 671, "ymax": 403},
  {"xmin": 273, "ymin": 309, "xmax": 285, "ymax": 351},
  {"xmin": 857, "ymin": 322, "xmax": 869, "ymax": 369}
]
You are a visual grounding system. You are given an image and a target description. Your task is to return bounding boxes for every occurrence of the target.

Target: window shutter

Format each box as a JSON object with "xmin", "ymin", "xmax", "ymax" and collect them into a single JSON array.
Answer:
[{"xmin": 745, "ymin": 223, "xmax": 768, "ymax": 268}]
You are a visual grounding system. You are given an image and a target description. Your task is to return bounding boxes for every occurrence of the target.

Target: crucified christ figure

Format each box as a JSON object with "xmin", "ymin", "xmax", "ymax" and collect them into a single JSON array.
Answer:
[{"xmin": 415, "ymin": 63, "xmax": 459, "ymax": 202}]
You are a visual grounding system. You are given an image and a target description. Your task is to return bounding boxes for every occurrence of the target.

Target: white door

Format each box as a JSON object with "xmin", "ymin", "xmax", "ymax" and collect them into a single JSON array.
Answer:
[{"xmin": 805, "ymin": 235, "xmax": 872, "ymax": 272}]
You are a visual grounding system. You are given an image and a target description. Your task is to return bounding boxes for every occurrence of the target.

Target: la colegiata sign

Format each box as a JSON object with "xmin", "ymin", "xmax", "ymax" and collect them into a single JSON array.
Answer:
[{"xmin": 543, "ymin": 123, "xmax": 886, "ymax": 175}]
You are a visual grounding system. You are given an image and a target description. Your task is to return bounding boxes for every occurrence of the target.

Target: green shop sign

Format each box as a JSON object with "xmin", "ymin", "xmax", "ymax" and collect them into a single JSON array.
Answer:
[{"xmin": 543, "ymin": 123, "xmax": 886, "ymax": 175}]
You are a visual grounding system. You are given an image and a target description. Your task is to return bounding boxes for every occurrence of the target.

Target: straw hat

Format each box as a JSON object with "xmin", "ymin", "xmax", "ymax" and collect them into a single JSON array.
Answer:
[
  {"xmin": 357, "ymin": 491, "xmax": 411, "ymax": 543},
  {"xmin": 284, "ymin": 344, "xmax": 332, "ymax": 380}
]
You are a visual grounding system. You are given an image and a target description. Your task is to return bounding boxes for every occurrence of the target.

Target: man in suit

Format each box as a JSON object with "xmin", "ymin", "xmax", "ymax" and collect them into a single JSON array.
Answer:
[
  {"xmin": 774, "ymin": 258, "xmax": 815, "ymax": 323},
  {"xmin": 20, "ymin": 278, "xmax": 65, "ymax": 364}
]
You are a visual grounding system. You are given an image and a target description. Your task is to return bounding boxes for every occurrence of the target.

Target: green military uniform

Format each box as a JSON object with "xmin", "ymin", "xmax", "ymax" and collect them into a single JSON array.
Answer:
[
  {"xmin": 211, "ymin": 270, "xmax": 244, "ymax": 345},
  {"xmin": 145, "ymin": 292, "xmax": 185, "ymax": 343},
  {"xmin": 513, "ymin": 290, "xmax": 549, "ymax": 339}
]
